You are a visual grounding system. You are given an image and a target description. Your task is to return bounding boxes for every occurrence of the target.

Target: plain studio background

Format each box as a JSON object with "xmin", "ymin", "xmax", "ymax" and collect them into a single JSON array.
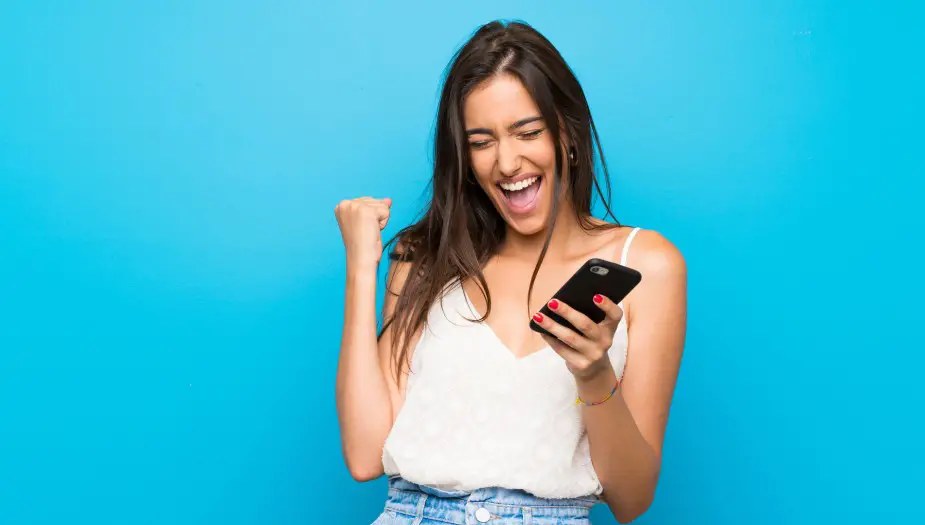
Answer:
[{"xmin": 1, "ymin": 1, "xmax": 922, "ymax": 524}]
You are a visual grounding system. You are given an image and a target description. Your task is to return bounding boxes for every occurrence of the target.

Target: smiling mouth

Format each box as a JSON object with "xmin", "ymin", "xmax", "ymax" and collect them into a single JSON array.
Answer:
[{"xmin": 497, "ymin": 175, "xmax": 543, "ymax": 214}]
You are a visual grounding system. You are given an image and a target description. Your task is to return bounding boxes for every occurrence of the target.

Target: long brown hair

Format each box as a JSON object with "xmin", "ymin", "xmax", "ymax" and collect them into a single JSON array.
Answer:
[{"xmin": 381, "ymin": 20, "xmax": 620, "ymax": 378}]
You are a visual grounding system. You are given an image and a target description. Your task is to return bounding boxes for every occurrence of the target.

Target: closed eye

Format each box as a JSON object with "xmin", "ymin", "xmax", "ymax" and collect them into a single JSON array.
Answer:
[{"xmin": 519, "ymin": 129, "xmax": 545, "ymax": 139}]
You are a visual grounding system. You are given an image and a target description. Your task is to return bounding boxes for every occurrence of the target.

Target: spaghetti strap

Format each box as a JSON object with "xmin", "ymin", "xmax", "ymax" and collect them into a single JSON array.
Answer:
[
  {"xmin": 620, "ymin": 227, "xmax": 641, "ymax": 266},
  {"xmin": 616, "ymin": 227, "xmax": 641, "ymax": 311}
]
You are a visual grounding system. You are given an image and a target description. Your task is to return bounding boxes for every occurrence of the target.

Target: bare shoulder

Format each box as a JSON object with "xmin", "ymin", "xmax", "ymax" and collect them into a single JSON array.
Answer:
[
  {"xmin": 383, "ymin": 235, "xmax": 419, "ymax": 296},
  {"xmin": 591, "ymin": 224, "xmax": 685, "ymax": 275},
  {"xmin": 626, "ymin": 229, "xmax": 686, "ymax": 278},
  {"xmin": 385, "ymin": 255, "xmax": 413, "ymax": 297},
  {"xmin": 617, "ymin": 228, "xmax": 686, "ymax": 322}
]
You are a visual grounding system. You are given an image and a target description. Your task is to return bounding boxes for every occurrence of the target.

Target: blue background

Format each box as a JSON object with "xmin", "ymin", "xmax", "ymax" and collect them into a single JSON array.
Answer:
[{"xmin": 1, "ymin": 1, "xmax": 923, "ymax": 523}]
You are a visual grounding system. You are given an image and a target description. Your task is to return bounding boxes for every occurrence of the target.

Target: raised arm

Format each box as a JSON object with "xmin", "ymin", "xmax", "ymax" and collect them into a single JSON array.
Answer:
[{"xmin": 333, "ymin": 197, "xmax": 415, "ymax": 481}]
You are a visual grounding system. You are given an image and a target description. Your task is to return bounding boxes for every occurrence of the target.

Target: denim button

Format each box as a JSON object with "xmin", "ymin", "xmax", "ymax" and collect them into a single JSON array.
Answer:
[{"xmin": 475, "ymin": 507, "xmax": 491, "ymax": 522}]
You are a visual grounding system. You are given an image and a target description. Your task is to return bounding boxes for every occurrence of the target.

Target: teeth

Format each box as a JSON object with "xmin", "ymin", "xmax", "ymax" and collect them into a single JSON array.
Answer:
[{"xmin": 499, "ymin": 176, "xmax": 539, "ymax": 192}]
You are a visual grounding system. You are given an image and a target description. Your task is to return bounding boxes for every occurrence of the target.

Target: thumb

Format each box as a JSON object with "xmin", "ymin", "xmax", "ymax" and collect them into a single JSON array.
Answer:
[
  {"xmin": 374, "ymin": 202, "xmax": 391, "ymax": 230},
  {"xmin": 382, "ymin": 197, "xmax": 392, "ymax": 208}
]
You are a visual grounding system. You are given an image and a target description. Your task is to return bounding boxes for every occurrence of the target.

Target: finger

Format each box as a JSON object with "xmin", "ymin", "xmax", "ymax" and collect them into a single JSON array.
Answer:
[
  {"xmin": 356, "ymin": 196, "xmax": 391, "ymax": 206},
  {"xmin": 378, "ymin": 198, "xmax": 392, "ymax": 228},
  {"xmin": 592, "ymin": 294, "xmax": 624, "ymax": 329},
  {"xmin": 532, "ymin": 311, "xmax": 592, "ymax": 353},
  {"xmin": 365, "ymin": 203, "xmax": 390, "ymax": 229},
  {"xmin": 546, "ymin": 299, "xmax": 599, "ymax": 339}
]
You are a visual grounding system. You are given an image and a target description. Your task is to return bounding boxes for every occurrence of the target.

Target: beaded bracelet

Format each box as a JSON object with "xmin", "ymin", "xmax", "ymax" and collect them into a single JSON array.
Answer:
[{"xmin": 575, "ymin": 378, "xmax": 620, "ymax": 406}]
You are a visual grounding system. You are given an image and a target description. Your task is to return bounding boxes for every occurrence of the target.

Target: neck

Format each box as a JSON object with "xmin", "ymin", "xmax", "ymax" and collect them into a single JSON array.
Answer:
[{"xmin": 499, "ymin": 201, "xmax": 588, "ymax": 263}]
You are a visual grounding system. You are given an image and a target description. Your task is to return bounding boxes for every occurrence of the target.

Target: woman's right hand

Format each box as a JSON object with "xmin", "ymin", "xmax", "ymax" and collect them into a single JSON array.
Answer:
[{"xmin": 334, "ymin": 197, "xmax": 392, "ymax": 269}]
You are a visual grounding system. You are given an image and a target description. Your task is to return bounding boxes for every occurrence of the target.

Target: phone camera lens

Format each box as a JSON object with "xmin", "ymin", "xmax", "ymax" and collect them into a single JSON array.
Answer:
[{"xmin": 591, "ymin": 266, "xmax": 609, "ymax": 276}]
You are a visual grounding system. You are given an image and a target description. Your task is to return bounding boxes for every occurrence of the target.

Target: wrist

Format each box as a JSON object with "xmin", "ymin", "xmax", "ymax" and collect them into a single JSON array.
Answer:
[
  {"xmin": 346, "ymin": 258, "xmax": 379, "ymax": 278},
  {"xmin": 575, "ymin": 365, "xmax": 618, "ymax": 403},
  {"xmin": 346, "ymin": 265, "xmax": 379, "ymax": 292}
]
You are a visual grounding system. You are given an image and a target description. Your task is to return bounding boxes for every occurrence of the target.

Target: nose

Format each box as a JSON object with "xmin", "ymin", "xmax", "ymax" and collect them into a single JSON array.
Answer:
[{"xmin": 496, "ymin": 136, "xmax": 522, "ymax": 177}]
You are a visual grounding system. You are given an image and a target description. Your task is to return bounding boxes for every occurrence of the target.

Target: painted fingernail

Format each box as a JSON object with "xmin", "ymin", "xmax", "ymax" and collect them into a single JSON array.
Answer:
[
  {"xmin": 548, "ymin": 299, "xmax": 559, "ymax": 310},
  {"xmin": 593, "ymin": 294, "xmax": 604, "ymax": 304},
  {"xmin": 533, "ymin": 312, "xmax": 544, "ymax": 322}
]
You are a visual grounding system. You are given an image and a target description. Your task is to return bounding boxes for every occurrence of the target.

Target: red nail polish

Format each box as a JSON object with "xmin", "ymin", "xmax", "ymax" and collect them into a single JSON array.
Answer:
[
  {"xmin": 548, "ymin": 299, "xmax": 559, "ymax": 310},
  {"xmin": 533, "ymin": 312, "xmax": 544, "ymax": 322},
  {"xmin": 593, "ymin": 294, "xmax": 604, "ymax": 304}
]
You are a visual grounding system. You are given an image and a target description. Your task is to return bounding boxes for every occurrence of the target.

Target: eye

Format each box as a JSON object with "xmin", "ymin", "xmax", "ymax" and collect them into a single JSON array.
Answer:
[
  {"xmin": 469, "ymin": 140, "xmax": 492, "ymax": 149},
  {"xmin": 519, "ymin": 129, "xmax": 545, "ymax": 139}
]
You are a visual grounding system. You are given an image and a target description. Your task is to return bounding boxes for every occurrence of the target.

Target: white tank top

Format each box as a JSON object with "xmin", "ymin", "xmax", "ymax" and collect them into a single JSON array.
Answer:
[{"xmin": 382, "ymin": 228, "xmax": 641, "ymax": 499}]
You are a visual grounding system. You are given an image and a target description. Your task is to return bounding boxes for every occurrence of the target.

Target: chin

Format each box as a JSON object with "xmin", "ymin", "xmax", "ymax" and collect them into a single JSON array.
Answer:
[{"xmin": 503, "ymin": 213, "xmax": 549, "ymax": 236}]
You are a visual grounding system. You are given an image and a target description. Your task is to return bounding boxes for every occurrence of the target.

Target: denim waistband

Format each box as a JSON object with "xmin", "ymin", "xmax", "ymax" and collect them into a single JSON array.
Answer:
[{"xmin": 383, "ymin": 476, "xmax": 597, "ymax": 524}]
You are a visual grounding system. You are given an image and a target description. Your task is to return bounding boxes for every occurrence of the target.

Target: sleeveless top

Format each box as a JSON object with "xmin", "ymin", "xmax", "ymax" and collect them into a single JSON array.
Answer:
[{"xmin": 382, "ymin": 227, "xmax": 642, "ymax": 499}]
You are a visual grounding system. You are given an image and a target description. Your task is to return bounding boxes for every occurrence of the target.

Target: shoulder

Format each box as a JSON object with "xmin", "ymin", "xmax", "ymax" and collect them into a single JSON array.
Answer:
[
  {"xmin": 625, "ymin": 228, "xmax": 686, "ymax": 279},
  {"xmin": 384, "ymin": 236, "xmax": 419, "ymax": 295},
  {"xmin": 592, "ymin": 223, "xmax": 685, "ymax": 275},
  {"xmin": 621, "ymin": 228, "xmax": 687, "ymax": 320}
]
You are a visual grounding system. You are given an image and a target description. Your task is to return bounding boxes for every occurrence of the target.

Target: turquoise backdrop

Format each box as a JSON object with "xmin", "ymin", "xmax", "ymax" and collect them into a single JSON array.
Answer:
[{"xmin": 2, "ymin": 1, "xmax": 922, "ymax": 523}]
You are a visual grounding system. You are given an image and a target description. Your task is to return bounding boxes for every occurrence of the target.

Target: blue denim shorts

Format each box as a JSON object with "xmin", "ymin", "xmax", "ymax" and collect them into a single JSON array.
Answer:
[{"xmin": 371, "ymin": 476, "xmax": 598, "ymax": 524}]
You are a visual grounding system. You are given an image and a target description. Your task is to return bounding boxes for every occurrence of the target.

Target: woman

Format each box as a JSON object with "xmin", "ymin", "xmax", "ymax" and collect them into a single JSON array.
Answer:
[{"xmin": 335, "ymin": 20, "xmax": 686, "ymax": 525}]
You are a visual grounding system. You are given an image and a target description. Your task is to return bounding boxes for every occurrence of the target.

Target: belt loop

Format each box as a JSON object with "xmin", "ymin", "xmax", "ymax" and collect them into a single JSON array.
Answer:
[{"xmin": 412, "ymin": 493, "xmax": 428, "ymax": 525}]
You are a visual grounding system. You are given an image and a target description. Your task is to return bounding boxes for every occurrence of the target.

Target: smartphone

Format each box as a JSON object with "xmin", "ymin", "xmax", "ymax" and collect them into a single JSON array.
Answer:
[{"xmin": 529, "ymin": 258, "xmax": 642, "ymax": 338}]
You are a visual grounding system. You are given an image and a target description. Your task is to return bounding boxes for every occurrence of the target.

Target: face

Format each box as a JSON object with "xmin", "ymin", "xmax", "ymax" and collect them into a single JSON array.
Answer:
[{"xmin": 463, "ymin": 74, "xmax": 567, "ymax": 236}]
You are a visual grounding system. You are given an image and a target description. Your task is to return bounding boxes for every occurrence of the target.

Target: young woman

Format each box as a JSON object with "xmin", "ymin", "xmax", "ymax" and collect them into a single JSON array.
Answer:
[{"xmin": 335, "ymin": 20, "xmax": 687, "ymax": 525}]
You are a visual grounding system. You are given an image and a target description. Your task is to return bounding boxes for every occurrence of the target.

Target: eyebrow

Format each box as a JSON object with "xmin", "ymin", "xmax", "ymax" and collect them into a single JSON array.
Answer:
[{"xmin": 466, "ymin": 115, "xmax": 544, "ymax": 136}]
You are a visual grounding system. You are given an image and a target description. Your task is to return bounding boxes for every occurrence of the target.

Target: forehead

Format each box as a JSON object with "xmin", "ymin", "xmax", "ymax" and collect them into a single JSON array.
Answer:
[{"xmin": 463, "ymin": 74, "xmax": 540, "ymax": 126}]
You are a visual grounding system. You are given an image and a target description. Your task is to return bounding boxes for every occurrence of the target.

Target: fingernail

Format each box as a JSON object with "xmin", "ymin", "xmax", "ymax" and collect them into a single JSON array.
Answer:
[
  {"xmin": 593, "ymin": 294, "xmax": 603, "ymax": 304},
  {"xmin": 548, "ymin": 299, "xmax": 559, "ymax": 310},
  {"xmin": 533, "ymin": 312, "xmax": 544, "ymax": 322}
]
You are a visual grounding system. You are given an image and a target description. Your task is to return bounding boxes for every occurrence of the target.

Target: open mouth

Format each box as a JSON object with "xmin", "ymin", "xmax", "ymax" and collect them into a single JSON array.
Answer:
[{"xmin": 497, "ymin": 175, "xmax": 543, "ymax": 214}]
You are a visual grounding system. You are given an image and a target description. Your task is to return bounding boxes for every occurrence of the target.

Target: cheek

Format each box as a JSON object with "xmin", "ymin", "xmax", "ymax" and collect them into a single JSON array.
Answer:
[
  {"xmin": 528, "ymin": 139, "xmax": 558, "ymax": 171},
  {"xmin": 470, "ymin": 151, "xmax": 496, "ymax": 188}
]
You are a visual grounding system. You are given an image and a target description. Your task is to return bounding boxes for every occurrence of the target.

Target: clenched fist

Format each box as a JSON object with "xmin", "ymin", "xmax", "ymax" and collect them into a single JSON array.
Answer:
[{"xmin": 334, "ymin": 197, "xmax": 392, "ymax": 269}]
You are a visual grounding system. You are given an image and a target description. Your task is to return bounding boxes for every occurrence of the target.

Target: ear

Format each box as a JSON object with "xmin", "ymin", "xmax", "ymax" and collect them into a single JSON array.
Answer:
[{"xmin": 557, "ymin": 123, "xmax": 578, "ymax": 162}]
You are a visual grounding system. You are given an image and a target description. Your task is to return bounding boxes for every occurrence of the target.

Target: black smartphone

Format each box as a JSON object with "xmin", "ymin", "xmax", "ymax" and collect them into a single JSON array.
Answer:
[{"xmin": 529, "ymin": 258, "xmax": 642, "ymax": 338}]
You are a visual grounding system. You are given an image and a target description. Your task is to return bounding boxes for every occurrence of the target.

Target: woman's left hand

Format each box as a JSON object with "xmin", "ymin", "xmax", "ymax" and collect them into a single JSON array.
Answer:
[{"xmin": 532, "ymin": 295, "xmax": 623, "ymax": 380}]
